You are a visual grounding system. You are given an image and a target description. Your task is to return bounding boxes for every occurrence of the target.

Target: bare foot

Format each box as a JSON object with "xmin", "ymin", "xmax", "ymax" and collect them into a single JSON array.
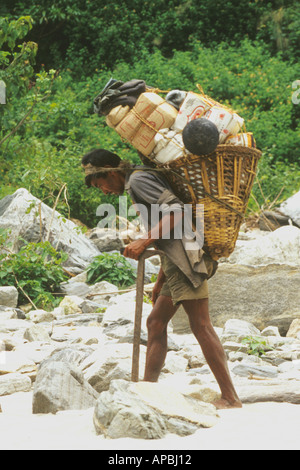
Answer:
[{"xmin": 213, "ymin": 398, "xmax": 243, "ymax": 410}]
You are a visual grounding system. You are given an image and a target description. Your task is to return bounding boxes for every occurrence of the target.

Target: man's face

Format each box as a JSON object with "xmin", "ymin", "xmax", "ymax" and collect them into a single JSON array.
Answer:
[{"xmin": 91, "ymin": 171, "xmax": 125, "ymax": 195}]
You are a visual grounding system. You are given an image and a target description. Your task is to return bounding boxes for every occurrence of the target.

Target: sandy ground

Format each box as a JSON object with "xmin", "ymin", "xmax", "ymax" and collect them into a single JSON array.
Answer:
[{"xmin": 0, "ymin": 392, "xmax": 300, "ymax": 451}]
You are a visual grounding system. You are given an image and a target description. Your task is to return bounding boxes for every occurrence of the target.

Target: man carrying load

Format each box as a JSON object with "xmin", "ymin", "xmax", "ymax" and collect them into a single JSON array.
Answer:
[{"xmin": 82, "ymin": 148, "xmax": 242, "ymax": 409}]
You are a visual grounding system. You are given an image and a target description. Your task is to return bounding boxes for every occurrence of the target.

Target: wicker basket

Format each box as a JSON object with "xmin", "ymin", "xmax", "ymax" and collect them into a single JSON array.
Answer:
[{"xmin": 157, "ymin": 145, "xmax": 262, "ymax": 260}]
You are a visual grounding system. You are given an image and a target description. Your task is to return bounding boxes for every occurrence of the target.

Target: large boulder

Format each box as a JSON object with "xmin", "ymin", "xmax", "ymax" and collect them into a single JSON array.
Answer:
[
  {"xmin": 172, "ymin": 227, "xmax": 300, "ymax": 335},
  {"xmin": 32, "ymin": 358, "xmax": 99, "ymax": 414},
  {"xmin": 93, "ymin": 379, "xmax": 219, "ymax": 439},
  {"xmin": 209, "ymin": 264, "xmax": 300, "ymax": 335},
  {"xmin": 227, "ymin": 226, "xmax": 300, "ymax": 266},
  {"xmin": 0, "ymin": 188, "xmax": 100, "ymax": 273},
  {"xmin": 279, "ymin": 190, "xmax": 300, "ymax": 227}
]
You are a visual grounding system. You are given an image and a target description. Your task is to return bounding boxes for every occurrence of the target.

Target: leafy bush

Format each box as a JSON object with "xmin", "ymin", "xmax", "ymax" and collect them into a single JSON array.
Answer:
[
  {"xmin": 0, "ymin": 235, "xmax": 68, "ymax": 310},
  {"xmin": 87, "ymin": 253, "xmax": 136, "ymax": 288},
  {"xmin": 3, "ymin": 0, "xmax": 298, "ymax": 75},
  {"xmin": 241, "ymin": 335, "xmax": 273, "ymax": 357}
]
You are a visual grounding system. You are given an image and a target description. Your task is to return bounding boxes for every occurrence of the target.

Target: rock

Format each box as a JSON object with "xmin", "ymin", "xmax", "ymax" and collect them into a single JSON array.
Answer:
[
  {"xmin": 0, "ymin": 287, "xmax": 18, "ymax": 308},
  {"xmin": 103, "ymin": 321, "xmax": 148, "ymax": 346},
  {"xmin": 232, "ymin": 362, "xmax": 279, "ymax": 378},
  {"xmin": 93, "ymin": 380, "xmax": 167, "ymax": 439},
  {"xmin": 28, "ymin": 310, "xmax": 56, "ymax": 324},
  {"xmin": 79, "ymin": 299, "xmax": 106, "ymax": 314},
  {"xmin": 32, "ymin": 359, "xmax": 99, "ymax": 414},
  {"xmin": 24, "ymin": 324, "xmax": 51, "ymax": 342},
  {"xmin": 87, "ymin": 228, "xmax": 124, "ymax": 252},
  {"xmin": 49, "ymin": 346, "xmax": 94, "ymax": 367},
  {"xmin": 208, "ymin": 264, "xmax": 300, "ymax": 335},
  {"xmin": 279, "ymin": 190, "xmax": 300, "ymax": 227},
  {"xmin": 0, "ymin": 373, "xmax": 32, "ymax": 396},
  {"xmin": 93, "ymin": 379, "xmax": 219, "ymax": 439},
  {"xmin": 222, "ymin": 319, "xmax": 261, "ymax": 339},
  {"xmin": 258, "ymin": 210, "xmax": 297, "ymax": 231},
  {"xmin": 53, "ymin": 313, "xmax": 103, "ymax": 327},
  {"xmin": 102, "ymin": 295, "xmax": 152, "ymax": 331},
  {"xmin": 238, "ymin": 381, "xmax": 300, "ymax": 404},
  {"xmin": 227, "ymin": 226, "xmax": 300, "ymax": 266},
  {"xmin": 81, "ymin": 343, "xmax": 147, "ymax": 393},
  {"xmin": 125, "ymin": 256, "xmax": 160, "ymax": 283},
  {"xmin": 223, "ymin": 341, "xmax": 249, "ymax": 354},
  {"xmin": 162, "ymin": 351, "xmax": 189, "ymax": 374},
  {"xmin": 0, "ymin": 350, "xmax": 37, "ymax": 376},
  {"xmin": 286, "ymin": 319, "xmax": 300, "ymax": 339},
  {"xmin": 59, "ymin": 296, "xmax": 83, "ymax": 316},
  {"xmin": 0, "ymin": 306, "xmax": 25, "ymax": 320},
  {"xmin": 87, "ymin": 281, "xmax": 120, "ymax": 304},
  {"xmin": 160, "ymin": 373, "xmax": 221, "ymax": 404},
  {"xmin": 261, "ymin": 326, "xmax": 281, "ymax": 337},
  {"xmin": 0, "ymin": 188, "xmax": 100, "ymax": 273},
  {"xmin": 59, "ymin": 281, "xmax": 91, "ymax": 298},
  {"xmin": 14, "ymin": 342, "xmax": 56, "ymax": 365}
]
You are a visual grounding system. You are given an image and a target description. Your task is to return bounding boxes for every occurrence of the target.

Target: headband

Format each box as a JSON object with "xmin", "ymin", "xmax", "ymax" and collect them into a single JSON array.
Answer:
[{"xmin": 82, "ymin": 163, "xmax": 119, "ymax": 176}]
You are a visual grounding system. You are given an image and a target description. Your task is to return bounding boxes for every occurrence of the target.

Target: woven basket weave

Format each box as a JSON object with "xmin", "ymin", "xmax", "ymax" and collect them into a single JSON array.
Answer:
[{"xmin": 158, "ymin": 145, "xmax": 262, "ymax": 260}]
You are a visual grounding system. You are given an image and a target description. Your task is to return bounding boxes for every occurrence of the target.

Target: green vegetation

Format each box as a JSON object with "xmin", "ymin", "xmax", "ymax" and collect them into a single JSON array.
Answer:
[
  {"xmin": 0, "ymin": 229, "xmax": 68, "ymax": 309},
  {"xmin": 87, "ymin": 252, "xmax": 137, "ymax": 288},
  {"xmin": 0, "ymin": 1, "xmax": 299, "ymax": 225},
  {"xmin": 241, "ymin": 335, "xmax": 274, "ymax": 357}
]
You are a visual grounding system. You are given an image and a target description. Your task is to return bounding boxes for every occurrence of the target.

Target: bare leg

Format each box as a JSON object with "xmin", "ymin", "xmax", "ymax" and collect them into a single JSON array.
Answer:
[
  {"xmin": 182, "ymin": 298, "xmax": 242, "ymax": 409},
  {"xmin": 144, "ymin": 295, "xmax": 179, "ymax": 382}
]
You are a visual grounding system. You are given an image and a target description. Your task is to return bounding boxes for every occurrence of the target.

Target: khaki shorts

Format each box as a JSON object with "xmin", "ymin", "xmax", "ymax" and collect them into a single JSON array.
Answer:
[{"xmin": 159, "ymin": 255, "xmax": 209, "ymax": 305}]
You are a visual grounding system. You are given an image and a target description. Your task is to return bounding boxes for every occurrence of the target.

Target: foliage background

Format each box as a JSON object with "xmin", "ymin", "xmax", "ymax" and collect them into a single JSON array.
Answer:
[{"xmin": 0, "ymin": 0, "xmax": 299, "ymax": 228}]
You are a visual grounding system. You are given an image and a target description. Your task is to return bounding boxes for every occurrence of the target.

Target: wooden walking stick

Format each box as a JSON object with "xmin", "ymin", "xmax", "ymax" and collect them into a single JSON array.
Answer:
[{"xmin": 131, "ymin": 249, "xmax": 163, "ymax": 382}]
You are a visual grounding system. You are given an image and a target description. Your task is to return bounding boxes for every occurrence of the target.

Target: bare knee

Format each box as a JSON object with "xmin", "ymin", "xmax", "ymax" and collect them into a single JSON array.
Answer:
[
  {"xmin": 146, "ymin": 313, "xmax": 168, "ymax": 337},
  {"xmin": 146, "ymin": 295, "xmax": 177, "ymax": 337}
]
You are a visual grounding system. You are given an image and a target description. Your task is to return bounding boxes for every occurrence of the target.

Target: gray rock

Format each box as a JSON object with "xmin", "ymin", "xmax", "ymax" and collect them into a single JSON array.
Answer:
[
  {"xmin": 261, "ymin": 326, "xmax": 281, "ymax": 337},
  {"xmin": 81, "ymin": 343, "xmax": 147, "ymax": 393},
  {"xmin": 208, "ymin": 264, "xmax": 300, "ymax": 335},
  {"xmin": 0, "ymin": 306, "xmax": 26, "ymax": 320},
  {"xmin": 0, "ymin": 188, "xmax": 100, "ymax": 272},
  {"xmin": 232, "ymin": 362, "xmax": 278, "ymax": 378},
  {"xmin": 227, "ymin": 226, "xmax": 300, "ymax": 266},
  {"xmin": 0, "ymin": 350, "xmax": 37, "ymax": 376},
  {"xmin": 87, "ymin": 281, "xmax": 120, "ymax": 304},
  {"xmin": 49, "ymin": 346, "xmax": 95, "ymax": 367},
  {"xmin": 59, "ymin": 281, "xmax": 91, "ymax": 298},
  {"xmin": 287, "ymin": 319, "xmax": 300, "ymax": 339},
  {"xmin": 53, "ymin": 313, "xmax": 103, "ymax": 327},
  {"xmin": 0, "ymin": 286, "xmax": 18, "ymax": 308},
  {"xmin": 32, "ymin": 359, "xmax": 99, "ymax": 414},
  {"xmin": 223, "ymin": 319, "xmax": 261, "ymax": 338},
  {"xmin": 28, "ymin": 310, "xmax": 56, "ymax": 324},
  {"xmin": 0, "ymin": 373, "xmax": 32, "ymax": 396},
  {"xmin": 238, "ymin": 381, "xmax": 300, "ymax": 404},
  {"xmin": 93, "ymin": 379, "xmax": 218, "ymax": 439},
  {"xmin": 24, "ymin": 324, "xmax": 51, "ymax": 342},
  {"xmin": 87, "ymin": 228, "xmax": 124, "ymax": 252},
  {"xmin": 93, "ymin": 380, "xmax": 167, "ymax": 439},
  {"xmin": 279, "ymin": 190, "xmax": 300, "ymax": 227}
]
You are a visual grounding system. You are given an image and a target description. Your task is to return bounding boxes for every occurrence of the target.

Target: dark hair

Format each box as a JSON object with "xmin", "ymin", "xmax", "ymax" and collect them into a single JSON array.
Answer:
[{"xmin": 81, "ymin": 148, "xmax": 121, "ymax": 187}]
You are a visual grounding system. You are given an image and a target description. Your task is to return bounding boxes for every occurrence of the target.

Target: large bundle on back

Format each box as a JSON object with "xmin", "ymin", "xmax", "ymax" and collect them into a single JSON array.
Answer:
[{"xmin": 94, "ymin": 79, "xmax": 261, "ymax": 260}]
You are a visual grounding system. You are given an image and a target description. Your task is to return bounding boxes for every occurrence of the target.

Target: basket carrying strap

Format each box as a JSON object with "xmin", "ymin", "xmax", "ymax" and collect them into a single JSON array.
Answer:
[{"xmin": 100, "ymin": 165, "xmax": 244, "ymax": 218}]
